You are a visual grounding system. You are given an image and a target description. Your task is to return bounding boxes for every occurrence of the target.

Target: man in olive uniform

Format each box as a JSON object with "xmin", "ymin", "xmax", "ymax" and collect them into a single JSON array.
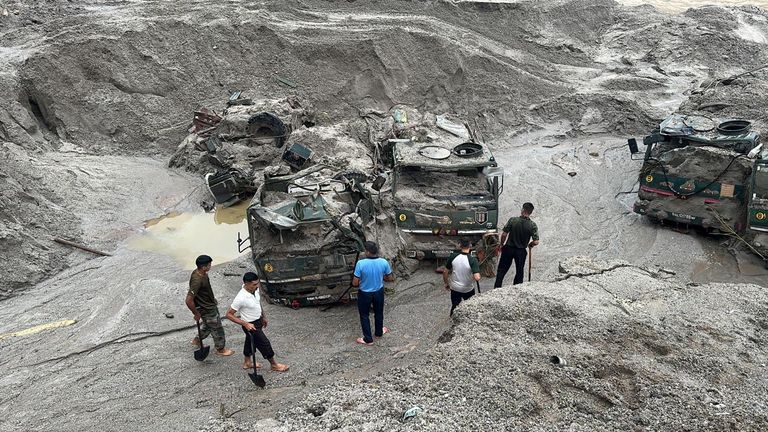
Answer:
[
  {"xmin": 185, "ymin": 255, "xmax": 234, "ymax": 356},
  {"xmin": 494, "ymin": 202, "xmax": 540, "ymax": 287}
]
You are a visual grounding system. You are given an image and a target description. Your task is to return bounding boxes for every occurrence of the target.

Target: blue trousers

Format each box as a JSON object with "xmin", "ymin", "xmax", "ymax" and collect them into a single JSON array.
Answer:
[{"xmin": 357, "ymin": 289, "xmax": 384, "ymax": 343}]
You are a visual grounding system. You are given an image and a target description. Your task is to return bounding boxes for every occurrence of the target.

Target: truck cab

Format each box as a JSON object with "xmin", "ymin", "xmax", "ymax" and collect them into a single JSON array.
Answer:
[
  {"xmin": 244, "ymin": 166, "xmax": 369, "ymax": 308},
  {"xmin": 632, "ymin": 114, "xmax": 761, "ymax": 232},
  {"xmin": 390, "ymin": 139, "xmax": 502, "ymax": 259}
]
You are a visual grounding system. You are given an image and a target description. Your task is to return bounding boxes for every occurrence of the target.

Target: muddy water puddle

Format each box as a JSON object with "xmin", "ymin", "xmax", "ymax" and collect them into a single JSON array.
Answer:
[{"xmin": 128, "ymin": 202, "xmax": 249, "ymax": 269}]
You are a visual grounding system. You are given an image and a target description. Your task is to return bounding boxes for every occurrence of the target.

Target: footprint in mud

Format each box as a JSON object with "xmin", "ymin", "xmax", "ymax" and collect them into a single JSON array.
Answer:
[{"xmin": 391, "ymin": 341, "xmax": 419, "ymax": 358}]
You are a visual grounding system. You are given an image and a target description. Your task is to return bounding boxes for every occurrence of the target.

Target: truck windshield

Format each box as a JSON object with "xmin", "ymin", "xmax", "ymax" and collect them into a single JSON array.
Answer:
[{"xmin": 395, "ymin": 168, "xmax": 491, "ymax": 205}]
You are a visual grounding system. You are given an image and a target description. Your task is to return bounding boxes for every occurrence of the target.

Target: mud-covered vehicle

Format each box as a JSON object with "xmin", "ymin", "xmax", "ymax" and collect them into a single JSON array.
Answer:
[
  {"xmin": 389, "ymin": 137, "xmax": 503, "ymax": 261},
  {"xmin": 240, "ymin": 165, "xmax": 372, "ymax": 308},
  {"xmin": 630, "ymin": 113, "xmax": 768, "ymax": 259}
]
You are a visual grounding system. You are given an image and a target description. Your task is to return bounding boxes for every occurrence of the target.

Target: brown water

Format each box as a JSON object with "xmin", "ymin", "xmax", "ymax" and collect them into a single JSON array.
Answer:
[
  {"xmin": 128, "ymin": 202, "xmax": 250, "ymax": 269},
  {"xmin": 617, "ymin": 0, "xmax": 768, "ymax": 12}
]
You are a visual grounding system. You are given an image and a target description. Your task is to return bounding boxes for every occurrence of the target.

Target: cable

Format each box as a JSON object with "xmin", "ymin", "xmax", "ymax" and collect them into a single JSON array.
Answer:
[
  {"xmin": 644, "ymin": 151, "xmax": 747, "ymax": 198},
  {"xmin": 614, "ymin": 179, "xmax": 639, "ymax": 198},
  {"xmin": 162, "ymin": 183, "xmax": 203, "ymax": 213}
]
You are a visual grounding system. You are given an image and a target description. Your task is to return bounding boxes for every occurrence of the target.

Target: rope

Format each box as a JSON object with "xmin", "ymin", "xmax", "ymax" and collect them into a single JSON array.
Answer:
[
  {"xmin": 162, "ymin": 183, "xmax": 204, "ymax": 213},
  {"xmin": 711, "ymin": 209, "xmax": 767, "ymax": 261}
]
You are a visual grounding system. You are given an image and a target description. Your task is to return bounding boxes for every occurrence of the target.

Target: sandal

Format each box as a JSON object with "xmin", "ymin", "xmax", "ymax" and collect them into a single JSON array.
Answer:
[{"xmin": 375, "ymin": 327, "xmax": 390, "ymax": 338}]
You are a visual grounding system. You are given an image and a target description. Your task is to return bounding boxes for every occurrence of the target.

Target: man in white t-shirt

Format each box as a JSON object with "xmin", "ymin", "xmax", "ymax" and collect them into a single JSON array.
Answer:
[
  {"xmin": 225, "ymin": 272, "xmax": 289, "ymax": 372},
  {"xmin": 442, "ymin": 238, "xmax": 481, "ymax": 316}
]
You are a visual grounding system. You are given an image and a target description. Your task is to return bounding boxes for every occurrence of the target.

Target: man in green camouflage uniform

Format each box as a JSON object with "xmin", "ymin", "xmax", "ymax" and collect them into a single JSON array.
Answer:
[{"xmin": 185, "ymin": 255, "xmax": 234, "ymax": 356}]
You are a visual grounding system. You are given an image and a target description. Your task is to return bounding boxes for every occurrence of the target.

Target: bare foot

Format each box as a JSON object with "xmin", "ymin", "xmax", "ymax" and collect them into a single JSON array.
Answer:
[
  {"xmin": 271, "ymin": 363, "xmax": 289, "ymax": 372},
  {"xmin": 215, "ymin": 348, "xmax": 234, "ymax": 356},
  {"xmin": 356, "ymin": 337, "xmax": 374, "ymax": 346}
]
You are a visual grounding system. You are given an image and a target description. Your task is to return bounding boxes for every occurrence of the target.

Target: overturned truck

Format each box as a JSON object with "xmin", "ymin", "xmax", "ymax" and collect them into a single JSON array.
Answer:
[
  {"xmin": 630, "ymin": 113, "xmax": 768, "ymax": 259},
  {"xmin": 241, "ymin": 166, "xmax": 372, "ymax": 308}
]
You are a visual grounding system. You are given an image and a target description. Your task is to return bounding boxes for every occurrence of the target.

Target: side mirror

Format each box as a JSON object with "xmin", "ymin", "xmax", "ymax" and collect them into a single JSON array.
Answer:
[
  {"xmin": 237, "ymin": 231, "xmax": 252, "ymax": 253},
  {"xmin": 627, "ymin": 138, "xmax": 639, "ymax": 154}
]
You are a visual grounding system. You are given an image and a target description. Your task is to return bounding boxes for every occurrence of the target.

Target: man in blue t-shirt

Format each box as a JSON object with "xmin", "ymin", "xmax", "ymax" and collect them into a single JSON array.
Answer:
[{"xmin": 352, "ymin": 241, "xmax": 395, "ymax": 345}]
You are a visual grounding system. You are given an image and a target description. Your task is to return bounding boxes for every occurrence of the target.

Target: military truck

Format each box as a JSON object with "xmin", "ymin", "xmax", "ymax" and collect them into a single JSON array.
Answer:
[
  {"xmin": 630, "ymin": 113, "xmax": 768, "ymax": 257},
  {"xmin": 389, "ymin": 138, "xmax": 503, "ymax": 261},
  {"xmin": 239, "ymin": 165, "xmax": 371, "ymax": 308}
]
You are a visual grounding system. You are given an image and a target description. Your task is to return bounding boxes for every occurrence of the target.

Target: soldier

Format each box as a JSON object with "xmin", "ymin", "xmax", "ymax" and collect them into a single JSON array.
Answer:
[
  {"xmin": 186, "ymin": 255, "xmax": 234, "ymax": 357},
  {"xmin": 494, "ymin": 202, "xmax": 540, "ymax": 287}
]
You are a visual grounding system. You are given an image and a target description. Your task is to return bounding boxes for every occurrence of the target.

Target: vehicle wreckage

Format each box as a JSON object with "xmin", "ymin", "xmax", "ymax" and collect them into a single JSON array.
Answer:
[
  {"xmin": 177, "ymin": 97, "xmax": 505, "ymax": 305},
  {"xmin": 628, "ymin": 113, "xmax": 768, "ymax": 261},
  {"xmin": 237, "ymin": 165, "xmax": 373, "ymax": 308}
]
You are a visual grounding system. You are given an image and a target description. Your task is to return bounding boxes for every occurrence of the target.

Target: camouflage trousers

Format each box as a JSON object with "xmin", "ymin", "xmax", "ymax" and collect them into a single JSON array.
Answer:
[{"xmin": 198, "ymin": 308, "xmax": 226, "ymax": 350}]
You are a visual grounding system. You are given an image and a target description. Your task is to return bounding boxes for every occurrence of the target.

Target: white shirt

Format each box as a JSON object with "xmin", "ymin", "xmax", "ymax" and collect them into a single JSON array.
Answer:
[
  {"xmin": 230, "ymin": 285, "xmax": 263, "ymax": 322},
  {"xmin": 449, "ymin": 253, "xmax": 476, "ymax": 293}
]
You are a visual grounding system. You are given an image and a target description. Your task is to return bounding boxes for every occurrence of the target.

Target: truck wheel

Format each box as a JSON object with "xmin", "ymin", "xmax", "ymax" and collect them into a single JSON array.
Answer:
[{"xmin": 247, "ymin": 112, "xmax": 288, "ymax": 147}]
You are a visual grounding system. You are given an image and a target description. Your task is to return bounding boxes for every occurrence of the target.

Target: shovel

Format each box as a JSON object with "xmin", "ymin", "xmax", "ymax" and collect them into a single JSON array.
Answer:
[
  {"xmin": 194, "ymin": 319, "xmax": 210, "ymax": 361},
  {"xmin": 248, "ymin": 332, "xmax": 266, "ymax": 388},
  {"xmin": 528, "ymin": 246, "xmax": 533, "ymax": 282}
]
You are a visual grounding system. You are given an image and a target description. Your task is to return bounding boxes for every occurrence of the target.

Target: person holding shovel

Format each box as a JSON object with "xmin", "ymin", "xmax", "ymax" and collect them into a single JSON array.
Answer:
[
  {"xmin": 225, "ymin": 272, "xmax": 289, "ymax": 372},
  {"xmin": 494, "ymin": 202, "xmax": 540, "ymax": 288},
  {"xmin": 443, "ymin": 238, "xmax": 482, "ymax": 316},
  {"xmin": 186, "ymin": 255, "xmax": 234, "ymax": 357}
]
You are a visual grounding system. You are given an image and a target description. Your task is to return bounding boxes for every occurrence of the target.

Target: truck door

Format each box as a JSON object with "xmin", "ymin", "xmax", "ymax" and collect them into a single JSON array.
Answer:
[{"xmin": 748, "ymin": 161, "xmax": 768, "ymax": 232}]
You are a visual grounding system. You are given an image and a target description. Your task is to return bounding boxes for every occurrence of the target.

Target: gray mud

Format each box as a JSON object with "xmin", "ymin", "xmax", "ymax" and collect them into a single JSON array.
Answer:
[
  {"xmin": 269, "ymin": 258, "xmax": 768, "ymax": 431},
  {"xmin": 1, "ymin": 1, "xmax": 768, "ymax": 431}
]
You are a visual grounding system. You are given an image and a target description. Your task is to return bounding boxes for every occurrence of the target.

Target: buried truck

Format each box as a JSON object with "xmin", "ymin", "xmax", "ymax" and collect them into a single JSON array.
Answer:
[
  {"xmin": 237, "ymin": 165, "xmax": 372, "ymax": 308},
  {"xmin": 629, "ymin": 113, "xmax": 768, "ymax": 260},
  {"xmin": 387, "ymin": 135, "xmax": 503, "ymax": 268}
]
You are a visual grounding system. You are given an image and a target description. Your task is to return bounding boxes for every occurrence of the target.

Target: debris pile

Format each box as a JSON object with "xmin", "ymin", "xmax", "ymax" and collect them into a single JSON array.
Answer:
[
  {"xmin": 169, "ymin": 97, "xmax": 316, "ymax": 175},
  {"xmin": 243, "ymin": 257, "xmax": 768, "ymax": 431}
]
